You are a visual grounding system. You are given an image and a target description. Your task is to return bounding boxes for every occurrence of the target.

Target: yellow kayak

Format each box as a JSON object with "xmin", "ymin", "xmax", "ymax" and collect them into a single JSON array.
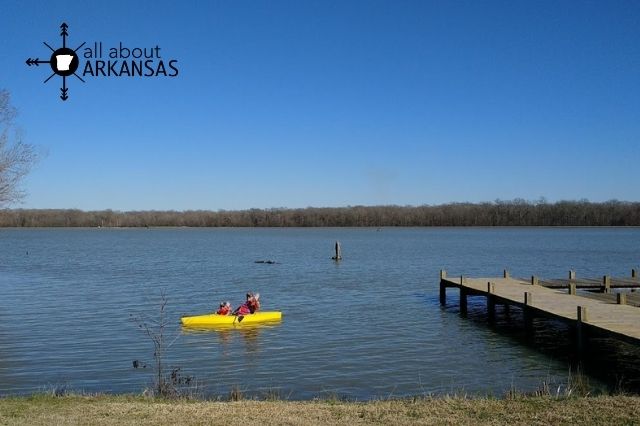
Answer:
[{"xmin": 180, "ymin": 311, "xmax": 282, "ymax": 327}]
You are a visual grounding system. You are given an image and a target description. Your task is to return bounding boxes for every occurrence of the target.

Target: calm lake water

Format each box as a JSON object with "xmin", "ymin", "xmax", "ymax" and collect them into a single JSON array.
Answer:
[{"xmin": 0, "ymin": 227, "xmax": 639, "ymax": 399}]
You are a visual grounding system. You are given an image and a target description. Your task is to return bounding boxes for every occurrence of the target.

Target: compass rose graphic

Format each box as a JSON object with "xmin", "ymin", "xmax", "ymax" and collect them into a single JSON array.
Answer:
[{"xmin": 25, "ymin": 23, "xmax": 86, "ymax": 101}]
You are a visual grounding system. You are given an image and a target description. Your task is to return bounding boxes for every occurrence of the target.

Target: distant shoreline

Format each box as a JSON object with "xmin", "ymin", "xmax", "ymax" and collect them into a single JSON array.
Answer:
[
  {"xmin": 1, "ymin": 225, "xmax": 640, "ymax": 230},
  {"xmin": 1, "ymin": 200, "xmax": 639, "ymax": 227}
]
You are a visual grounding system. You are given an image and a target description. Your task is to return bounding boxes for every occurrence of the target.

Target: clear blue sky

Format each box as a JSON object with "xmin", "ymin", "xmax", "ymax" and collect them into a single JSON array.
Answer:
[{"xmin": 1, "ymin": 0, "xmax": 639, "ymax": 210}]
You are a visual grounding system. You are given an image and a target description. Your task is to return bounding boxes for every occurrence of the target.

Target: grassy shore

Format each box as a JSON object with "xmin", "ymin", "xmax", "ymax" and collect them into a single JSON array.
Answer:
[{"xmin": 1, "ymin": 394, "xmax": 640, "ymax": 425}]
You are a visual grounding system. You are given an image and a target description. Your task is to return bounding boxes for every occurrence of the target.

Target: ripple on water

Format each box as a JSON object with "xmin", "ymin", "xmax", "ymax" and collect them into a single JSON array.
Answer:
[{"xmin": 1, "ymin": 227, "xmax": 639, "ymax": 398}]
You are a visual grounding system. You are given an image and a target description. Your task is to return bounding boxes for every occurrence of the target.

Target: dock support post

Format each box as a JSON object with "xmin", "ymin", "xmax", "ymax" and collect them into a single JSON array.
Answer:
[
  {"xmin": 531, "ymin": 276, "xmax": 538, "ymax": 286},
  {"xmin": 460, "ymin": 287, "xmax": 468, "ymax": 316},
  {"xmin": 487, "ymin": 282, "xmax": 495, "ymax": 323},
  {"xmin": 524, "ymin": 292, "xmax": 533, "ymax": 306},
  {"xmin": 568, "ymin": 283, "xmax": 577, "ymax": 295},
  {"xmin": 633, "ymin": 269, "xmax": 637, "ymax": 279},
  {"xmin": 577, "ymin": 306, "xmax": 588, "ymax": 354},
  {"xmin": 617, "ymin": 293, "xmax": 627, "ymax": 305},
  {"xmin": 503, "ymin": 269, "xmax": 510, "ymax": 279},
  {"xmin": 569, "ymin": 270, "xmax": 576, "ymax": 280},
  {"xmin": 524, "ymin": 292, "xmax": 533, "ymax": 332},
  {"xmin": 439, "ymin": 270, "xmax": 447, "ymax": 305},
  {"xmin": 602, "ymin": 275, "xmax": 611, "ymax": 293}
]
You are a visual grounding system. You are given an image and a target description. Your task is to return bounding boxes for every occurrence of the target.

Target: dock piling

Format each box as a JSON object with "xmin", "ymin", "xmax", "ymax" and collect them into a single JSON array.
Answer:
[
  {"xmin": 577, "ymin": 305, "xmax": 588, "ymax": 322},
  {"xmin": 577, "ymin": 306, "xmax": 588, "ymax": 353},
  {"xmin": 487, "ymin": 282, "xmax": 495, "ymax": 323},
  {"xmin": 617, "ymin": 293, "xmax": 627, "ymax": 305},
  {"xmin": 439, "ymin": 270, "xmax": 447, "ymax": 305},
  {"xmin": 602, "ymin": 275, "xmax": 611, "ymax": 293},
  {"xmin": 569, "ymin": 283, "xmax": 577, "ymax": 295},
  {"xmin": 524, "ymin": 292, "xmax": 533, "ymax": 306},
  {"xmin": 524, "ymin": 292, "xmax": 534, "ymax": 332},
  {"xmin": 460, "ymin": 287, "xmax": 468, "ymax": 316},
  {"xmin": 332, "ymin": 241, "xmax": 342, "ymax": 261}
]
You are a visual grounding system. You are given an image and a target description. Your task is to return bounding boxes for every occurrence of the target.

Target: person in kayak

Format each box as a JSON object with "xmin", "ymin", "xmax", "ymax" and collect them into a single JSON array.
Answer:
[
  {"xmin": 249, "ymin": 292, "xmax": 260, "ymax": 313},
  {"xmin": 216, "ymin": 301, "xmax": 231, "ymax": 315},
  {"xmin": 234, "ymin": 292, "xmax": 260, "ymax": 315}
]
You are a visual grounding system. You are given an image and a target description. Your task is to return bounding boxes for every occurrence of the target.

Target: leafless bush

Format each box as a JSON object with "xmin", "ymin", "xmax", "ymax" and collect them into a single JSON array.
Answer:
[{"xmin": 130, "ymin": 290, "xmax": 196, "ymax": 398}]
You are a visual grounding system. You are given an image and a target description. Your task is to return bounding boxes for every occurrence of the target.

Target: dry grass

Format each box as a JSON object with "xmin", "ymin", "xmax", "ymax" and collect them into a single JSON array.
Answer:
[{"xmin": 1, "ymin": 394, "xmax": 640, "ymax": 425}]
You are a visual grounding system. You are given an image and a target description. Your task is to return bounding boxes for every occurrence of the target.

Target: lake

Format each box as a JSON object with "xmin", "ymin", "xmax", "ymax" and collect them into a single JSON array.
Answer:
[{"xmin": 0, "ymin": 227, "xmax": 638, "ymax": 399}]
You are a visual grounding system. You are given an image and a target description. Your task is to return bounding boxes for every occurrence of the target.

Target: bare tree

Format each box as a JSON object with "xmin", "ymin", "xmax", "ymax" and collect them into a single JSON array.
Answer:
[{"xmin": 0, "ymin": 89, "xmax": 38, "ymax": 207}]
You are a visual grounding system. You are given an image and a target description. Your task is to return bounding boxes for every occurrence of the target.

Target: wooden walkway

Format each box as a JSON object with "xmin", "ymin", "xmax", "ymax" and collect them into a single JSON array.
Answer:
[{"xmin": 439, "ymin": 270, "xmax": 640, "ymax": 348}]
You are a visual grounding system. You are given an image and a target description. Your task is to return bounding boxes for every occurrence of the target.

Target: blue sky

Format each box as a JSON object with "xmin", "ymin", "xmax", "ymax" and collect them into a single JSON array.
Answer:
[{"xmin": 1, "ymin": 0, "xmax": 639, "ymax": 210}]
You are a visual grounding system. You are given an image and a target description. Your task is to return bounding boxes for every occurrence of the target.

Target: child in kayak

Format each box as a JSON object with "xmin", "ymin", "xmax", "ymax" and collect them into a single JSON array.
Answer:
[
  {"xmin": 234, "ymin": 292, "xmax": 260, "ymax": 315},
  {"xmin": 216, "ymin": 301, "xmax": 231, "ymax": 315},
  {"xmin": 248, "ymin": 292, "xmax": 260, "ymax": 313}
]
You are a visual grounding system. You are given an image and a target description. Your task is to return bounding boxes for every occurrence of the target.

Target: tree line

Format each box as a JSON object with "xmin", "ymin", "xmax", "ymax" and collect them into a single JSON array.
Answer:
[{"xmin": 0, "ymin": 200, "xmax": 639, "ymax": 227}]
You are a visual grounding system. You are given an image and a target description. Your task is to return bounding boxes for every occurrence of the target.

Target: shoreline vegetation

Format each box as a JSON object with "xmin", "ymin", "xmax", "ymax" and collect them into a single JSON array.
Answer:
[
  {"xmin": 2, "ymin": 200, "xmax": 640, "ymax": 228},
  {"xmin": 1, "ymin": 394, "xmax": 640, "ymax": 425},
  {"xmin": 3, "ymin": 366, "xmax": 637, "ymax": 424}
]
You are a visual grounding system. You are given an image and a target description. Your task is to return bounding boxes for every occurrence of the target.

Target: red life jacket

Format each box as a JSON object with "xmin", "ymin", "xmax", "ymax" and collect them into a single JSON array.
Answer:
[
  {"xmin": 235, "ymin": 303, "xmax": 251, "ymax": 315},
  {"xmin": 248, "ymin": 299, "xmax": 260, "ymax": 313},
  {"xmin": 216, "ymin": 306, "xmax": 230, "ymax": 315}
]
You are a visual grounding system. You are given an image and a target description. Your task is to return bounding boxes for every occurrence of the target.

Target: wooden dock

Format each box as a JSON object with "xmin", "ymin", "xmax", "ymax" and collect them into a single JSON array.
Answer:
[{"xmin": 439, "ymin": 269, "xmax": 640, "ymax": 349}]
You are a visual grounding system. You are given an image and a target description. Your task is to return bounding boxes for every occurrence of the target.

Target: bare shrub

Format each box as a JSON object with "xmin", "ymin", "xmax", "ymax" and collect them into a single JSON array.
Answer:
[{"xmin": 130, "ymin": 290, "xmax": 197, "ymax": 398}]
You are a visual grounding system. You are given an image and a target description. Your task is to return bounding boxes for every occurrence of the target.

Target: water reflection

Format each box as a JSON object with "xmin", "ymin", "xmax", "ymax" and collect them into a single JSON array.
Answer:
[
  {"xmin": 443, "ymin": 298, "xmax": 640, "ymax": 393},
  {"xmin": 182, "ymin": 321, "xmax": 281, "ymax": 357},
  {"xmin": 181, "ymin": 321, "xmax": 281, "ymax": 335}
]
